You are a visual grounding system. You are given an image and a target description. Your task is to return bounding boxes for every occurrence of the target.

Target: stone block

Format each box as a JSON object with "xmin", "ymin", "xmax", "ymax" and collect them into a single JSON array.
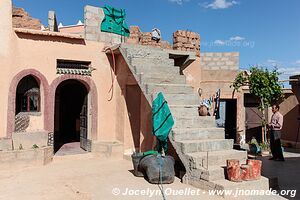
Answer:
[
  {"xmin": 0, "ymin": 147, "xmax": 53, "ymax": 169},
  {"xmin": 85, "ymin": 19, "xmax": 99, "ymax": 27},
  {"xmin": 12, "ymin": 131, "xmax": 49, "ymax": 150},
  {"xmin": 226, "ymin": 61, "xmax": 235, "ymax": 66},
  {"xmin": 0, "ymin": 138, "xmax": 12, "ymax": 151},
  {"xmin": 85, "ymin": 5, "xmax": 100, "ymax": 14},
  {"xmin": 203, "ymin": 56, "xmax": 212, "ymax": 61},
  {"xmin": 85, "ymin": 26, "xmax": 99, "ymax": 34},
  {"xmin": 85, "ymin": 33, "xmax": 98, "ymax": 41},
  {"xmin": 223, "ymin": 52, "xmax": 233, "ymax": 57},
  {"xmin": 92, "ymin": 141, "xmax": 124, "ymax": 159}
]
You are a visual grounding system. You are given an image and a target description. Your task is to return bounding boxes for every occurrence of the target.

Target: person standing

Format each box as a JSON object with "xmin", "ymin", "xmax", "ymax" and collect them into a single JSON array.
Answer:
[{"xmin": 268, "ymin": 104, "xmax": 285, "ymax": 161}]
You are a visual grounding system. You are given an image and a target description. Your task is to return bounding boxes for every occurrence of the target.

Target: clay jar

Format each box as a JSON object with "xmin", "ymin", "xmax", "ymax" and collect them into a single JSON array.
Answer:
[
  {"xmin": 247, "ymin": 159, "xmax": 262, "ymax": 180},
  {"xmin": 226, "ymin": 159, "xmax": 242, "ymax": 182},
  {"xmin": 198, "ymin": 105, "xmax": 208, "ymax": 116}
]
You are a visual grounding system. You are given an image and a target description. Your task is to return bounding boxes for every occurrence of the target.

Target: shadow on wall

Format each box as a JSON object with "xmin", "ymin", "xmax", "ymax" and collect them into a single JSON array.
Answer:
[
  {"xmin": 281, "ymin": 104, "xmax": 300, "ymax": 144},
  {"xmin": 107, "ymin": 53, "xmax": 155, "ymax": 152},
  {"xmin": 106, "ymin": 51, "xmax": 187, "ymax": 178},
  {"xmin": 15, "ymin": 32, "xmax": 86, "ymax": 45}
]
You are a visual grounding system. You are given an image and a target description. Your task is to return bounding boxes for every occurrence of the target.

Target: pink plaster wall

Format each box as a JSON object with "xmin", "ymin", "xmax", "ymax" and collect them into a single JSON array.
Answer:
[
  {"xmin": 1, "ymin": 27, "xmax": 128, "ymax": 149},
  {"xmin": 59, "ymin": 25, "xmax": 84, "ymax": 34}
]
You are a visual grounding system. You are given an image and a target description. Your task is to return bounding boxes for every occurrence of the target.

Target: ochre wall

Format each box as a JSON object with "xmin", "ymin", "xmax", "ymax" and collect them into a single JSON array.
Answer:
[
  {"xmin": 0, "ymin": 28, "xmax": 134, "ymax": 150},
  {"xmin": 183, "ymin": 56, "xmax": 245, "ymax": 142}
]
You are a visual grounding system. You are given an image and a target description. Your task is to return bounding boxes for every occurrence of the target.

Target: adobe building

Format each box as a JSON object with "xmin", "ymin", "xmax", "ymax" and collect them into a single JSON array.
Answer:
[
  {"xmin": 1, "ymin": 0, "xmax": 286, "ymax": 194},
  {"xmin": 285, "ymin": 75, "xmax": 300, "ymax": 147}
]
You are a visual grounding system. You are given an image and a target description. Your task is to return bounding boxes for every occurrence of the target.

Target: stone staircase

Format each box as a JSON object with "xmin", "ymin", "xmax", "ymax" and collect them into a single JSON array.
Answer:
[{"xmin": 115, "ymin": 43, "xmax": 272, "ymax": 198}]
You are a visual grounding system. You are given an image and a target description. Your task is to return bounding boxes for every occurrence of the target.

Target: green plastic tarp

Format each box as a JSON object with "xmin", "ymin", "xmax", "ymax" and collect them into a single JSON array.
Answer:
[
  {"xmin": 101, "ymin": 5, "xmax": 130, "ymax": 37},
  {"xmin": 152, "ymin": 92, "xmax": 174, "ymax": 154}
]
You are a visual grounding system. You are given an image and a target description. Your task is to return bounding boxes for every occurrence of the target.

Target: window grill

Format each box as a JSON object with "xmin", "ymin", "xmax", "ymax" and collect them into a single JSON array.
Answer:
[{"xmin": 56, "ymin": 59, "xmax": 92, "ymax": 76}]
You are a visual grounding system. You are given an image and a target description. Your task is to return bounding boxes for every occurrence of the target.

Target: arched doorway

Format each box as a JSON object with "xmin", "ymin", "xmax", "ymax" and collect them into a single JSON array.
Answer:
[{"xmin": 54, "ymin": 79, "xmax": 88, "ymax": 153}]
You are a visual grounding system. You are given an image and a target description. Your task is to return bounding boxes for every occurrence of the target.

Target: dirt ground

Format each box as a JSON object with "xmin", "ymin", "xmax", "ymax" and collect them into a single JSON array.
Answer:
[{"xmin": 0, "ymin": 153, "xmax": 222, "ymax": 200}]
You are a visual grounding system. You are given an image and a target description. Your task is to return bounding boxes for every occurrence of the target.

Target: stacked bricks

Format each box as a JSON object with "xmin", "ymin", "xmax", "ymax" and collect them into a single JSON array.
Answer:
[
  {"xmin": 173, "ymin": 30, "xmax": 200, "ymax": 56},
  {"xmin": 127, "ymin": 26, "xmax": 141, "ymax": 44},
  {"xmin": 127, "ymin": 26, "xmax": 172, "ymax": 49},
  {"xmin": 12, "ymin": 7, "xmax": 42, "ymax": 30},
  {"xmin": 200, "ymin": 52, "xmax": 239, "ymax": 70}
]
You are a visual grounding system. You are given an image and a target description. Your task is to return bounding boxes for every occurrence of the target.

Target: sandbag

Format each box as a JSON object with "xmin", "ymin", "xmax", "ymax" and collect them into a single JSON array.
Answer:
[
  {"xmin": 131, "ymin": 152, "xmax": 144, "ymax": 177},
  {"xmin": 139, "ymin": 154, "xmax": 175, "ymax": 184}
]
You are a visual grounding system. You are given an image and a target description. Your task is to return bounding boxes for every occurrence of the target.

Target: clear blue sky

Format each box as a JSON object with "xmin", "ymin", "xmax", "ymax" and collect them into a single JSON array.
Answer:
[{"xmin": 12, "ymin": 0, "xmax": 300, "ymax": 86}]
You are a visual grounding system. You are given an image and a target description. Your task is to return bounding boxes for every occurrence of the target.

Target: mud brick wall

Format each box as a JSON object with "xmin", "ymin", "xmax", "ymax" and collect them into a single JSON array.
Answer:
[
  {"xmin": 127, "ymin": 26, "xmax": 172, "ymax": 49},
  {"xmin": 127, "ymin": 26, "xmax": 141, "ymax": 44},
  {"xmin": 12, "ymin": 7, "xmax": 42, "ymax": 30},
  {"xmin": 200, "ymin": 52, "xmax": 239, "ymax": 70},
  {"xmin": 173, "ymin": 30, "xmax": 200, "ymax": 56}
]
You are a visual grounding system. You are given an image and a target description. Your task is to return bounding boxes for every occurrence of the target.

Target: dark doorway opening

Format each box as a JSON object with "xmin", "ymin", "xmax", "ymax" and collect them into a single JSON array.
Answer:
[
  {"xmin": 216, "ymin": 99, "xmax": 237, "ymax": 143},
  {"xmin": 224, "ymin": 99, "xmax": 237, "ymax": 142},
  {"xmin": 54, "ymin": 80, "xmax": 88, "ymax": 153}
]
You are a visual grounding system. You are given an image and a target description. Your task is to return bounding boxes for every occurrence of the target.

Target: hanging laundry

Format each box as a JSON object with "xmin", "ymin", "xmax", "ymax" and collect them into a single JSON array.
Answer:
[{"xmin": 152, "ymin": 92, "xmax": 174, "ymax": 154}]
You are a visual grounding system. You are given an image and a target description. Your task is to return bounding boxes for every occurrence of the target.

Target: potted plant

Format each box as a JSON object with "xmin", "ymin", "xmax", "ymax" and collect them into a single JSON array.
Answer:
[
  {"xmin": 248, "ymin": 137, "xmax": 260, "ymax": 155},
  {"xmin": 259, "ymin": 142, "xmax": 270, "ymax": 156}
]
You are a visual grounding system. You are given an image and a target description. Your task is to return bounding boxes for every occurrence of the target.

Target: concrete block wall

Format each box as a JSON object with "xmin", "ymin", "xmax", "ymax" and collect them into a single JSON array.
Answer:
[
  {"xmin": 84, "ymin": 5, "xmax": 126, "ymax": 44},
  {"xmin": 200, "ymin": 52, "xmax": 239, "ymax": 70},
  {"xmin": 48, "ymin": 11, "xmax": 58, "ymax": 32}
]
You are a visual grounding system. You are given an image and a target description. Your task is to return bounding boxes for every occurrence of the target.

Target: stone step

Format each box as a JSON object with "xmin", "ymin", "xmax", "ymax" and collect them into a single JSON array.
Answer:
[
  {"xmin": 212, "ymin": 177, "xmax": 270, "ymax": 199},
  {"xmin": 187, "ymin": 150, "xmax": 247, "ymax": 169},
  {"xmin": 190, "ymin": 166, "xmax": 226, "ymax": 182},
  {"xmin": 145, "ymin": 83, "xmax": 194, "ymax": 95},
  {"xmin": 169, "ymin": 105, "xmax": 200, "ymax": 117},
  {"xmin": 186, "ymin": 176, "xmax": 271, "ymax": 199},
  {"xmin": 122, "ymin": 43, "xmax": 165, "ymax": 55},
  {"xmin": 130, "ymin": 57, "xmax": 174, "ymax": 67},
  {"xmin": 171, "ymin": 128, "xmax": 224, "ymax": 141},
  {"xmin": 173, "ymin": 116, "xmax": 216, "ymax": 128},
  {"xmin": 153, "ymin": 94, "xmax": 199, "ymax": 105},
  {"xmin": 134, "ymin": 64, "xmax": 180, "ymax": 74},
  {"xmin": 176, "ymin": 139, "xmax": 234, "ymax": 153},
  {"xmin": 125, "ymin": 49, "xmax": 169, "ymax": 59},
  {"xmin": 139, "ymin": 73, "xmax": 186, "ymax": 84}
]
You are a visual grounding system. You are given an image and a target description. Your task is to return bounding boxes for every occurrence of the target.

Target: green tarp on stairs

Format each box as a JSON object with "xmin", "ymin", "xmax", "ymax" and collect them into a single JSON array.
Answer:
[
  {"xmin": 101, "ymin": 5, "xmax": 130, "ymax": 37},
  {"xmin": 152, "ymin": 92, "xmax": 174, "ymax": 153}
]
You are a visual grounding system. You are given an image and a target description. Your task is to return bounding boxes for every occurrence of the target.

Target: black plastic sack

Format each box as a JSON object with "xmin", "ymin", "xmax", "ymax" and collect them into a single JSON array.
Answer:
[
  {"xmin": 131, "ymin": 152, "xmax": 144, "ymax": 177},
  {"xmin": 139, "ymin": 154, "xmax": 175, "ymax": 184}
]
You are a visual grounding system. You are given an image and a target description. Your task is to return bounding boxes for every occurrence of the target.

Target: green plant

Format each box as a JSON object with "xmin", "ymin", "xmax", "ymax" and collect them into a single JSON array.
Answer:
[
  {"xmin": 259, "ymin": 142, "xmax": 270, "ymax": 152},
  {"xmin": 231, "ymin": 66, "xmax": 284, "ymax": 143},
  {"xmin": 32, "ymin": 144, "xmax": 39, "ymax": 149},
  {"xmin": 249, "ymin": 137, "xmax": 259, "ymax": 146}
]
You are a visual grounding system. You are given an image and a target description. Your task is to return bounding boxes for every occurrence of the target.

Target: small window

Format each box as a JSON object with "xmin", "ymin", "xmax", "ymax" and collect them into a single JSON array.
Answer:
[
  {"xmin": 16, "ymin": 75, "xmax": 40, "ymax": 114},
  {"xmin": 57, "ymin": 59, "xmax": 91, "ymax": 70}
]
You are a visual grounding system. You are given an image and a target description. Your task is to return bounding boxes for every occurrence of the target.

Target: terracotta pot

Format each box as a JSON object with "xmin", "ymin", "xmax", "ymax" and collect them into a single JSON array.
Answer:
[
  {"xmin": 198, "ymin": 105, "xmax": 208, "ymax": 116},
  {"xmin": 226, "ymin": 159, "xmax": 242, "ymax": 182},
  {"xmin": 240, "ymin": 164, "xmax": 254, "ymax": 181},
  {"xmin": 247, "ymin": 159, "xmax": 262, "ymax": 180}
]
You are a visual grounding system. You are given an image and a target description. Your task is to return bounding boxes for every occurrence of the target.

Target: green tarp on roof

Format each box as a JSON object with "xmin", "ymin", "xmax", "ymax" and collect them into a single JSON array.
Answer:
[
  {"xmin": 152, "ymin": 92, "xmax": 174, "ymax": 153},
  {"xmin": 101, "ymin": 5, "xmax": 130, "ymax": 37}
]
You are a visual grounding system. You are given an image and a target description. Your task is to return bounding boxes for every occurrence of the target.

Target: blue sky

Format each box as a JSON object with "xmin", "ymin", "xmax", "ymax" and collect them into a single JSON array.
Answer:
[{"xmin": 12, "ymin": 0, "xmax": 300, "ymax": 86}]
